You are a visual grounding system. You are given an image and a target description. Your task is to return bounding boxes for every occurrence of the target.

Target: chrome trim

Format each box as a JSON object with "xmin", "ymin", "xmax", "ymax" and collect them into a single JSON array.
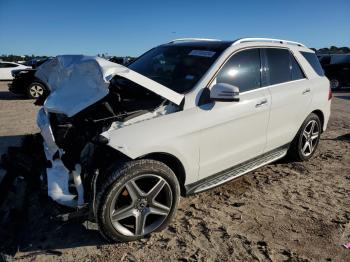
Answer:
[
  {"xmin": 168, "ymin": 38, "xmax": 221, "ymax": 43},
  {"xmin": 185, "ymin": 145, "xmax": 289, "ymax": 195},
  {"xmin": 233, "ymin": 38, "xmax": 306, "ymax": 47}
]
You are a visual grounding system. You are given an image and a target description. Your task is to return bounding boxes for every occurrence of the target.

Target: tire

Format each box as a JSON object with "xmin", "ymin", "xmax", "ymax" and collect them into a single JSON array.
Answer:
[
  {"xmin": 288, "ymin": 113, "xmax": 321, "ymax": 161},
  {"xmin": 330, "ymin": 79, "xmax": 341, "ymax": 91},
  {"xmin": 27, "ymin": 82, "xmax": 46, "ymax": 99},
  {"xmin": 96, "ymin": 159, "xmax": 180, "ymax": 242}
]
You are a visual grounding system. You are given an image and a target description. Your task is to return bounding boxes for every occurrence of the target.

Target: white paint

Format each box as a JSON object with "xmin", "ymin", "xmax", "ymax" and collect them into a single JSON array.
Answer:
[
  {"xmin": 104, "ymin": 40, "xmax": 331, "ymax": 185},
  {"xmin": 0, "ymin": 62, "xmax": 30, "ymax": 80}
]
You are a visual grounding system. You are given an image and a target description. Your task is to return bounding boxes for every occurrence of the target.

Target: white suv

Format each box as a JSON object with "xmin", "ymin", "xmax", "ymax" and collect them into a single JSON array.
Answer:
[{"xmin": 36, "ymin": 38, "xmax": 331, "ymax": 242}]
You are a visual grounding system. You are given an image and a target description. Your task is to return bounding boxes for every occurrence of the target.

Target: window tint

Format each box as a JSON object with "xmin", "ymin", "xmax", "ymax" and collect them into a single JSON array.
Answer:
[
  {"xmin": 301, "ymin": 51, "xmax": 325, "ymax": 76},
  {"xmin": 128, "ymin": 45, "xmax": 227, "ymax": 94},
  {"xmin": 265, "ymin": 48, "xmax": 291, "ymax": 85},
  {"xmin": 216, "ymin": 49, "xmax": 261, "ymax": 92},
  {"xmin": 290, "ymin": 54, "xmax": 305, "ymax": 80},
  {"xmin": 331, "ymin": 54, "xmax": 350, "ymax": 64}
]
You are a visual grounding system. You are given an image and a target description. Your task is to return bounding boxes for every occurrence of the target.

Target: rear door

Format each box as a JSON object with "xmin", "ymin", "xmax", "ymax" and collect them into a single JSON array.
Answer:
[{"xmin": 263, "ymin": 48, "xmax": 311, "ymax": 151}]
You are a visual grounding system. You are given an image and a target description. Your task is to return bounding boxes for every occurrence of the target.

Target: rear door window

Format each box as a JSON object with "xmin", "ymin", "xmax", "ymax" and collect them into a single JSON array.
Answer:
[
  {"xmin": 301, "ymin": 51, "xmax": 325, "ymax": 76},
  {"xmin": 264, "ymin": 48, "xmax": 291, "ymax": 85},
  {"xmin": 216, "ymin": 48, "xmax": 262, "ymax": 93}
]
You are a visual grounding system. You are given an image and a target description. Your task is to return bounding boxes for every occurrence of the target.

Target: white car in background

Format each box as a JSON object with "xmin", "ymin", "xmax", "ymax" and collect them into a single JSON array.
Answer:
[
  {"xmin": 0, "ymin": 61, "xmax": 30, "ymax": 80},
  {"xmin": 36, "ymin": 38, "xmax": 331, "ymax": 242}
]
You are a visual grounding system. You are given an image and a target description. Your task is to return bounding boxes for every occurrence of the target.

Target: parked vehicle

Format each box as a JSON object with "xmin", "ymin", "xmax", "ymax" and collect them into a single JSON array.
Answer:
[
  {"xmin": 318, "ymin": 54, "xmax": 350, "ymax": 90},
  {"xmin": 109, "ymin": 56, "xmax": 136, "ymax": 65},
  {"xmin": 8, "ymin": 59, "xmax": 51, "ymax": 98},
  {"xmin": 36, "ymin": 38, "xmax": 331, "ymax": 242},
  {"xmin": 0, "ymin": 61, "xmax": 30, "ymax": 80},
  {"xmin": 23, "ymin": 58, "xmax": 50, "ymax": 68}
]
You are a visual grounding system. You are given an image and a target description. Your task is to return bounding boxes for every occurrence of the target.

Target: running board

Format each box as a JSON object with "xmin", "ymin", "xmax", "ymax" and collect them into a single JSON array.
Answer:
[{"xmin": 185, "ymin": 145, "xmax": 289, "ymax": 195}]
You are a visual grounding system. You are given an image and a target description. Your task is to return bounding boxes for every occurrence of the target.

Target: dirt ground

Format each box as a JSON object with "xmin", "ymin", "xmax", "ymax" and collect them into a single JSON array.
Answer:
[{"xmin": 0, "ymin": 81, "xmax": 349, "ymax": 261}]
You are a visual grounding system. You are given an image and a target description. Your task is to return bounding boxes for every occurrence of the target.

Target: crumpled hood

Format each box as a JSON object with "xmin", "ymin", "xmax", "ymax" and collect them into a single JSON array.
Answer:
[{"xmin": 35, "ymin": 55, "xmax": 184, "ymax": 117}]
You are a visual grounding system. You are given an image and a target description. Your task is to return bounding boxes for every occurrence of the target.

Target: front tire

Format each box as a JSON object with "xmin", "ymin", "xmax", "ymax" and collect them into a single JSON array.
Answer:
[
  {"xmin": 96, "ymin": 159, "xmax": 180, "ymax": 242},
  {"xmin": 288, "ymin": 113, "xmax": 321, "ymax": 161}
]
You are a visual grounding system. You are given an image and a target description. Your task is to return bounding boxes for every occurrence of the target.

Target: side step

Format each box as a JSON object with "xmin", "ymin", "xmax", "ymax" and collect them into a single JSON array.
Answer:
[{"xmin": 186, "ymin": 145, "xmax": 289, "ymax": 195}]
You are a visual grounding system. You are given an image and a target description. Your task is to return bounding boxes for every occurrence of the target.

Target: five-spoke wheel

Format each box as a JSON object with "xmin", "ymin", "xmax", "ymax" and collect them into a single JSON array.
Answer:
[
  {"xmin": 109, "ymin": 174, "xmax": 173, "ymax": 237},
  {"xmin": 288, "ymin": 113, "xmax": 321, "ymax": 161},
  {"xmin": 301, "ymin": 120, "xmax": 319, "ymax": 157},
  {"xmin": 27, "ymin": 82, "xmax": 46, "ymax": 99},
  {"xmin": 96, "ymin": 160, "xmax": 180, "ymax": 242}
]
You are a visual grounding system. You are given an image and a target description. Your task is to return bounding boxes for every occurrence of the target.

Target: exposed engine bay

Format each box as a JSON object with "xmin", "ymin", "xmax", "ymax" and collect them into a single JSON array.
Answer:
[{"xmin": 35, "ymin": 55, "xmax": 183, "ymax": 207}]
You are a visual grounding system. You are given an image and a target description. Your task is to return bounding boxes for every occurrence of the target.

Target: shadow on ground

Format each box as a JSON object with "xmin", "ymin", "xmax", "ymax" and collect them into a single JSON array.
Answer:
[
  {"xmin": 0, "ymin": 135, "xmax": 25, "ymax": 156},
  {"xmin": 0, "ymin": 134, "xmax": 109, "ymax": 257},
  {"xmin": 321, "ymin": 133, "xmax": 350, "ymax": 142},
  {"xmin": 1, "ymin": 186, "xmax": 109, "ymax": 256},
  {"xmin": 0, "ymin": 91, "xmax": 26, "ymax": 100}
]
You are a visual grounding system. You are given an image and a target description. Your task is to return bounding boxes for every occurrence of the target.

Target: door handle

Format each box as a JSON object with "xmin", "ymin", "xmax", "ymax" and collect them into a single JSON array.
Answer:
[
  {"xmin": 255, "ymin": 98, "xmax": 268, "ymax": 107},
  {"xmin": 302, "ymin": 88, "xmax": 311, "ymax": 95}
]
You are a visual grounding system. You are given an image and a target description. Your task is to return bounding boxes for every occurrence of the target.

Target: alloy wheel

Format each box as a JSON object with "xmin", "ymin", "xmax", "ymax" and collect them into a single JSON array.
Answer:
[
  {"xmin": 29, "ymin": 84, "xmax": 44, "ymax": 98},
  {"xmin": 301, "ymin": 120, "xmax": 319, "ymax": 157},
  {"xmin": 109, "ymin": 174, "xmax": 173, "ymax": 237},
  {"xmin": 330, "ymin": 79, "xmax": 339, "ymax": 90}
]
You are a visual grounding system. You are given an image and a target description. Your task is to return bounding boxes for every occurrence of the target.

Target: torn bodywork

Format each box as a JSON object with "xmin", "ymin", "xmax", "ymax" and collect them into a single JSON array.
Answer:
[{"xmin": 36, "ymin": 55, "xmax": 183, "ymax": 207}]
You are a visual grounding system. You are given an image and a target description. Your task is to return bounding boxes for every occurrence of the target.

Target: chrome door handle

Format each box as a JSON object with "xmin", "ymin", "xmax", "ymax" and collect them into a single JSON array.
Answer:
[
  {"xmin": 255, "ymin": 98, "xmax": 268, "ymax": 107},
  {"xmin": 302, "ymin": 88, "xmax": 311, "ymax": 94}
]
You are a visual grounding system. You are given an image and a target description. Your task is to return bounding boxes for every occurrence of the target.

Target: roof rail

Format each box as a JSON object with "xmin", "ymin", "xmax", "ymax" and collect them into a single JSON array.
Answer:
[
  {"xmin": 233, "ymin": 38, "xmax": 306, "ymax": 47},
  {"xmin": 168, "ymin": 38, "xmax": 221, "ymax": 44}
]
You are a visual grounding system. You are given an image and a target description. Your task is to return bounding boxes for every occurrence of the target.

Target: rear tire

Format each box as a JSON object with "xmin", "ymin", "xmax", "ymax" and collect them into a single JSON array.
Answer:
[
  {"xmin": 288, "ymin": 113, "xmax": 321, "ymax": 161},
  {"xmin": 96, "ymin": 159, "xmax": 180, "ymax": 242}
]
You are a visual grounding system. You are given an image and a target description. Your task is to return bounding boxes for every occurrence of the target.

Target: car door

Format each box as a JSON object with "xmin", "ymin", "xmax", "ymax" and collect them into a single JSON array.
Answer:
[
  {"xmin": 0, "ymin": 63, "xmax": 18, "ymax": 80},
  {"xmin": 0, "ymin": 63, "xmax": 6, "ymax": 80},
  {"xmin": 198, "ymin": 48, "xmax": 271, "ymax": 179},
  {"xmin": 263, "ymin": 48, "xmax": 312, "ymax": 152}
]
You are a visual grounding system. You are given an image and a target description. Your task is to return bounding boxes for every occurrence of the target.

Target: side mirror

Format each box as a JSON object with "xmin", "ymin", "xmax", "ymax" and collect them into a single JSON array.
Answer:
[{"xmin": 210, "ymin": 83, "xmax": 240, "ymax": 102}]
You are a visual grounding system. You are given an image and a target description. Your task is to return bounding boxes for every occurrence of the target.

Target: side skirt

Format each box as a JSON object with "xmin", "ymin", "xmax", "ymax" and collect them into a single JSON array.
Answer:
[{"xmin": 185, "ymin": 145, "xmax": 289, "ymax": 195}]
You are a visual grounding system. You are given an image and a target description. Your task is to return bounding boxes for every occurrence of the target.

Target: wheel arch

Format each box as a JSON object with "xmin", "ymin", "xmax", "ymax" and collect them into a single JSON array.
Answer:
[
  {"xmin": 139, "ymin": 152, "xmax": 187, "ymax": 196},
  {"xmin": 311, "ymin": 109, "xmax": 324, "ymax": 133}
]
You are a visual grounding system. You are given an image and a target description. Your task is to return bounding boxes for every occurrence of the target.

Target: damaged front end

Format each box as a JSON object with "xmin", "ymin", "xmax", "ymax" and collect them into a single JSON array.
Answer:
[{"xmin": 35, "ymin": 55, "xmax": 184, "ymax": 208}]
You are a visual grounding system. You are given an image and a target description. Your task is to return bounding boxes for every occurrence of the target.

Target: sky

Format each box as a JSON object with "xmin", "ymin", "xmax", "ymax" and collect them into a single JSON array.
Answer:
[{"xmin": 0, "ymin": 0, "xmax": 349, "ymax": 57}]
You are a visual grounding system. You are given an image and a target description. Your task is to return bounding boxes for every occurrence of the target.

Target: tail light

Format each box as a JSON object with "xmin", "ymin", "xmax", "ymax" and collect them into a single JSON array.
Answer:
[{"xmin": 328, "ymin": 84, "xmax": 333, "ymax": 100}]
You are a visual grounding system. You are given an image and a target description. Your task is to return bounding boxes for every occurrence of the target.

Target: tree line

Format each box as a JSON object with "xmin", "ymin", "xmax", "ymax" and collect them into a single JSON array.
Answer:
[
  {"xmin": 1, "ymin": 46, "xmax": 349, "ymax": 63},
  {"xmin": 312, "ymin": 46, "xmax": 350, "ymax": 54}
]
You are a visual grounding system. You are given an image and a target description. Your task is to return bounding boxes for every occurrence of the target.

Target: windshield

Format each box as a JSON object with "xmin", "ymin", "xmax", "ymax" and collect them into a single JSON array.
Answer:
[{"xmin": 128, "ymin": 44, "xmax": 227, "ymax": 93}]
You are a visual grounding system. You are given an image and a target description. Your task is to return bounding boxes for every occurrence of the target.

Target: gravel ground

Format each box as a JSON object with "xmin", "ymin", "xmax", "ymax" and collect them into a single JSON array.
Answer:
[{"xmin": 0, "ymin": 81, "xmax": 349, "ymax": 261}]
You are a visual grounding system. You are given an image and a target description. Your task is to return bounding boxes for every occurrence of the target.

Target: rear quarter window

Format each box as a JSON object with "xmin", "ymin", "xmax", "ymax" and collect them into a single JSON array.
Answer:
[{"xmin": 301, "ymin": 51, "xmax": 325, "ymax": 76}]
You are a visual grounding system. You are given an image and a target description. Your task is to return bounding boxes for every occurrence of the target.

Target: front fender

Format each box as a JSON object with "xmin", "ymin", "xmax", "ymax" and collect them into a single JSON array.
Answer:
[{"xmin": 102, "ymin": 110, "xmax": 200, "ymax": 185}]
